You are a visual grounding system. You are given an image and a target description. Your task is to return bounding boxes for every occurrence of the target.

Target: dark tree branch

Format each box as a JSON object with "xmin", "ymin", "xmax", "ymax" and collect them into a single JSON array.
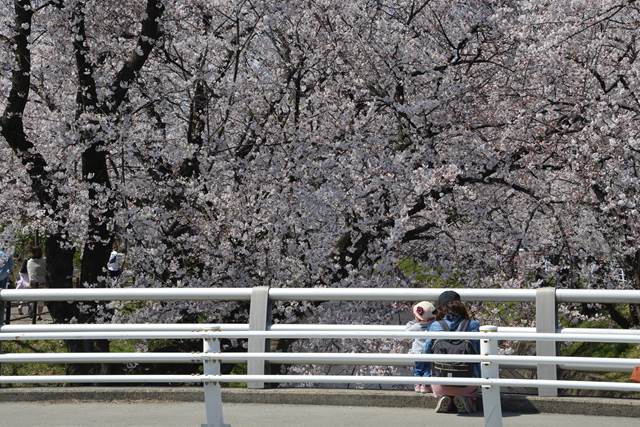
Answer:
[
  {"xmin": 0, "ymin": 1, "xmax": 78, "ymax": 344},
  {"xmin": 71, "ymin": 0, "xmax": 98, "ymax": 115},
  {"xmin": 104, "ymin": 0, "xmax": 165, "ymax": 114},
  {"xmin": 0, "ymin": 0, "xmax": 58, "ymax": 211},
  {"xmin": 401, "ymin": 223, "xmax": 437, "ymax": 243},
  {"xmin": 33, "ymin": 0, "xmax": 63, "ymax": 13}
]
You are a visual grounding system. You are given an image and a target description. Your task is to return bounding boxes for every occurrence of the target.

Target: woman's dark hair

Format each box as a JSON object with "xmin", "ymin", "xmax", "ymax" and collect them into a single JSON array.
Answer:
[
  {"xmin": 436, "ymin": 299, "xmax": 470, "ymax": 320},
  {"xmin": 31, "ymin": 247, "xmax": 42, "ymax": 259}
]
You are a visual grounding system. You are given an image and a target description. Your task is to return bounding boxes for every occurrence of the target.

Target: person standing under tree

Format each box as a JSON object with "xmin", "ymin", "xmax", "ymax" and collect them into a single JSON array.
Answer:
[
  {"xmin": 107, "ymin": 243, "xmax": 125, "ymax": 280},
  {"xmin": 26, "ymin": 247, "xmax": 47, "ymax": 321},
  {"xmin": 15, "ymin": 258, "xmax": 29, "ymax": 315},
  {"xmin": 0, "ymin": 249, "xmax": 13, "ymax": 290},
  {"xmin": 0, "ymin": 249, "xmax": 13, "ymax": 322}
]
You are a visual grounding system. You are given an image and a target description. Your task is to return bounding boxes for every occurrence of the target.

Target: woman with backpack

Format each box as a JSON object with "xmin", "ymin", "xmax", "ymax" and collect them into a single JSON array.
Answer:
[{"xmin": 424, "ymin": 290, "xmax": 481, "ymax": 414}]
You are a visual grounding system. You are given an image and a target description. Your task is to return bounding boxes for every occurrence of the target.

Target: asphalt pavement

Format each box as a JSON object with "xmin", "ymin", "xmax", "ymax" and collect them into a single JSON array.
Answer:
[{"xmin": 1, "ymin": 402, "xmax": 638, "ymax": 427}]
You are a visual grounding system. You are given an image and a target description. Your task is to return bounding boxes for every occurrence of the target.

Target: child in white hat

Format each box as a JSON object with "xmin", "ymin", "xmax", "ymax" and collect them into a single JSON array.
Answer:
[{"xmin": 406, "ymin": 300, "xmax": 436, "ymax": 393}]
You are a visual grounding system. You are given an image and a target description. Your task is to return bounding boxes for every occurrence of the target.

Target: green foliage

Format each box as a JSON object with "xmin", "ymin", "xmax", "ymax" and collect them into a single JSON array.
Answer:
[
  {"xmin": 560, "ymin": 317, "xmax": 640, "ymax": 397},
  {"xmin": 117, "ymin": 301, "xmax": 146, "ymax": 316},
  {"xmin": 109, "ymin": 340, "xmax": 138, "ymax": 353},
  {"xmin": 477, "ymin": 301, "xmax": 535, "ymax": 327},
  {"xmin": 72, "ymin": 248, "xmax": 82, "ymax": 283},
  {"xmin": 397, "ymin": 258, "xmax": 463, "ymax": 288},
  {"xmin": 561, "ymin": 316, "xmax": 638, "ymax": 359},
  {"xmin": 224, "ymin": 363, "xmax": 247, "ymax": 389},
  {"xmin": 0, "ymin": 340, "xmax": 66, "ymax": 385}
]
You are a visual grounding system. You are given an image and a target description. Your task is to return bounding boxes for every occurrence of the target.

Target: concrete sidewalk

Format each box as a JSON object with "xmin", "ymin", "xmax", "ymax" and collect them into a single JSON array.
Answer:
[
  {"xmin": 1, "ymin": 401, "xmax": 638, "ymax": 427},
  {"xmin": 1, "ymin": 387, "xmax": 639, "ymax": 418}
]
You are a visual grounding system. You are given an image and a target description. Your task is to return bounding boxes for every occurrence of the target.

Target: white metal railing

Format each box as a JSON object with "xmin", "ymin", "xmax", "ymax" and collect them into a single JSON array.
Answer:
[
  {"xmin": 3, "ymin": 286, "xmax": 639, "ymax": 302},
  {"xmin": 1, "ymin": 328, "xmax": 639, "ymax": 426},
  {"xmin": 2, "ymin": 329, "xmax": 640, "ymax": 343},
  {"xmin": 1, "ymin": 351, "xmax": 638, "ymax": 370},
  {"xmin": 1, "ymin": 287, "xmax": 640, "ymax": 427},
  {"xmin": 0, "ymin": 288, "xmax": 253, "ymax": 301}
]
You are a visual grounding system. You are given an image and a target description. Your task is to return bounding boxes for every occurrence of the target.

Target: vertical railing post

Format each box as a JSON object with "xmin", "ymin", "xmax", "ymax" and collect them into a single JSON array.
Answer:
[
  {"xmin": 202, "ymin": 332, "xmax": 229, "ymax": 427},
  {"xmin": 480, "ymin": 325, "xmax": 502, "ymax": 427},
  {"xmin": 2, "ymin": 290, "xmax": 9, "ymax": 325},
  {"xmin": 247, "ymin": 286, "xmax": 271, "ymax": 389},
  {"xmin": 0, "ymin": 291, "xmax": 4, "ymax": 383},
  {"xmin": 536, "ymin": 287, "xmax": 558, "ymax": 397},
  {"xmin": 0, "ymin": 292, "xmax": 4, "ymax": 329}
]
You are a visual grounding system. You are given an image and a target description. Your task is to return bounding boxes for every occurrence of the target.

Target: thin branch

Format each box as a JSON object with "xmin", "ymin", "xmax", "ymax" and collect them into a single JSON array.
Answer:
[
  {"xmin": 407, "ymin": 0, "xmax": 432, "ymax": 25},
  {"xmin": 552, "ymin": 2, "xmax": 632, "ymax": 48}
]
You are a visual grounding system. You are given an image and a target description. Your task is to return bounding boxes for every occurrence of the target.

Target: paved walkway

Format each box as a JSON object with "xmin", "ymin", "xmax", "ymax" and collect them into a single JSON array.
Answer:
[
  {"xmin": 4, "ymin": 300, "xmax": 53, "ymax": 325},
  {"xmin": 1, "ymin": 402, "xmax": 637, "ymax": 427}
]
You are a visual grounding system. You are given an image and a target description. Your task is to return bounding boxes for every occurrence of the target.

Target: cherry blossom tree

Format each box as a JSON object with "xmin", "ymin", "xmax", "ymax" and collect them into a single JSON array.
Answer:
[
  {"xmin": 2, "ymin": 0, "xmax": 639, "ymax": 364},
  {"xmin": 1, "ymin": 0, "xmax": 164, "ymax": 371}
]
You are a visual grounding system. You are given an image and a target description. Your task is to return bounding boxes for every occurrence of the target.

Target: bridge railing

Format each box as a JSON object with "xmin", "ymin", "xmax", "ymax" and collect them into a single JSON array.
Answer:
[
  {"xmin": 2, "ymin": 286, "xmax": 640, "ymax": 377},
  {"xmin": 1, "ymin": 328, "xmax": 640, "ymax": 427},
  {"xmin": 1, "ymin": 287, "xmax": 640, "ymax": 427},
  {"xmin": 3, "ymin": 287, "xmax": 640, "ymax": 389}
]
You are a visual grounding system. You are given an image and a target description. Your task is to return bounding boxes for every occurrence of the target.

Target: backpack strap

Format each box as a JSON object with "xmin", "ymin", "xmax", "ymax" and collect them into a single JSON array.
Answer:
[
  {"xmin": 455, "ymin": 319, "xmax": 470, "ymax": 332},
  {"xmin": 438, "ymin": 320, "xmax": 450, "ymax": 331}
]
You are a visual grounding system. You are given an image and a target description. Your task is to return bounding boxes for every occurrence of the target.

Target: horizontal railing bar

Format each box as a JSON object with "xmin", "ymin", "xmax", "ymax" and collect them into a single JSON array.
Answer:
[
  {"xmin": 0, "ymin": 323, "xmax": 531, "ymax": 334},
  {"xmin": 2, "ymin": 375, "xmax": 639, "ymax": 392},
  {"xmin": 556, "ymin": 289, "xmax": 640, "ymax": 304},
  {"xmin": 3, "ymin": 323, "xmax": 636, "ymax": 336},
  {"xmin": 218, "ymin": 375, "xmax": 640, "ymax": 392},
  {"xmin": 560, "ymin": 328, "xmax": 640, "ymax": 335},
  {"xmin": 1, "ymin": 352, "xmax": 637, "ymax": 369},
  {"xmin": 0, "ymin": 323, "xmax": 248, "ymax": 333},
  {"xmin": 2, "ymin": 330, "xmax": 639, "ymax": 343},
  {"xmin": 268, "ymin": 288, "xmax": 537, "ymax": 301},
  {"xmin": 0, "ymin": 375, "xmax": 202, "ymax": 384},
  {"xmin": 274, "ymin": 326, "xmax": 543, "ymax": 333},
  {"xmin": 273, "ymin": 326, "xmax": 638, "ymax": 335},
  {"xmin": 0, "ymin": 288, "xmax": 253, "ymax": 302},
  {"xmin": 556, "ymin": 364, "xmax": 633, "ymax": 373},
  {"xmin": 219, "ymin": 375, "xmax": 640, "ymax": 392},
  {"xmin": 0, "ymin": 288, "xmax": 537, "ymax": 303},
  {"xmin": 270, "ymin": 324, "xmax": 408, "ymax": 331},
  {"xmin": 0, "ymin": 352, "xmax": 203, "ymax": 363},
  {"xmin": 2, "ymin": 287, "xmax": 640, "ymax": 304}
]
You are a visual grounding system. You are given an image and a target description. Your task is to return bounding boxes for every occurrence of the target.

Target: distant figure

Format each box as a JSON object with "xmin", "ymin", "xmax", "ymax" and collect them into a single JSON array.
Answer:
[
  {"xmin": 26, "ymin": 247, "xmax": 47, "ymax": 321},
  {"xmin": 0, "ymin": 249, "xmax": 13, "ymax": 290},
  {"xmin": 15, "ymin": 259, "xmax": 29, "ymax": 315},
  {"xmin": 0, "ymin": 249, "xmax": 13, "ymax": 323},
  {"xmin": 107, "ymin": 244, "xmax": 125, "ymax": 279},
  {"xmin": 406, "ymin": 300, "xmax": 436, "ymax": 393}
]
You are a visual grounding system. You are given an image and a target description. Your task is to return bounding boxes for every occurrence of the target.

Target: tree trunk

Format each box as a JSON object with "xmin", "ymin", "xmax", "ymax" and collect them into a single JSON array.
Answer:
[{"xmin": 44, "ymin": 234, "xmax": 76, "ymax": 323}]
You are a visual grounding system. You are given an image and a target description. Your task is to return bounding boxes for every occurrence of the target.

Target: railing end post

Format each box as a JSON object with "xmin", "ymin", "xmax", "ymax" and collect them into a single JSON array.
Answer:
[
  {"xmin": 247, "ymin": 286, "xmax": 271, "ymax": 389},
  {"xmin": 536, "ymin": 287, "xmax": 558, "ymax": 397},
  {"xmin": 0, "ymin": 291, "xmax": 3, "ymax": 384}
]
